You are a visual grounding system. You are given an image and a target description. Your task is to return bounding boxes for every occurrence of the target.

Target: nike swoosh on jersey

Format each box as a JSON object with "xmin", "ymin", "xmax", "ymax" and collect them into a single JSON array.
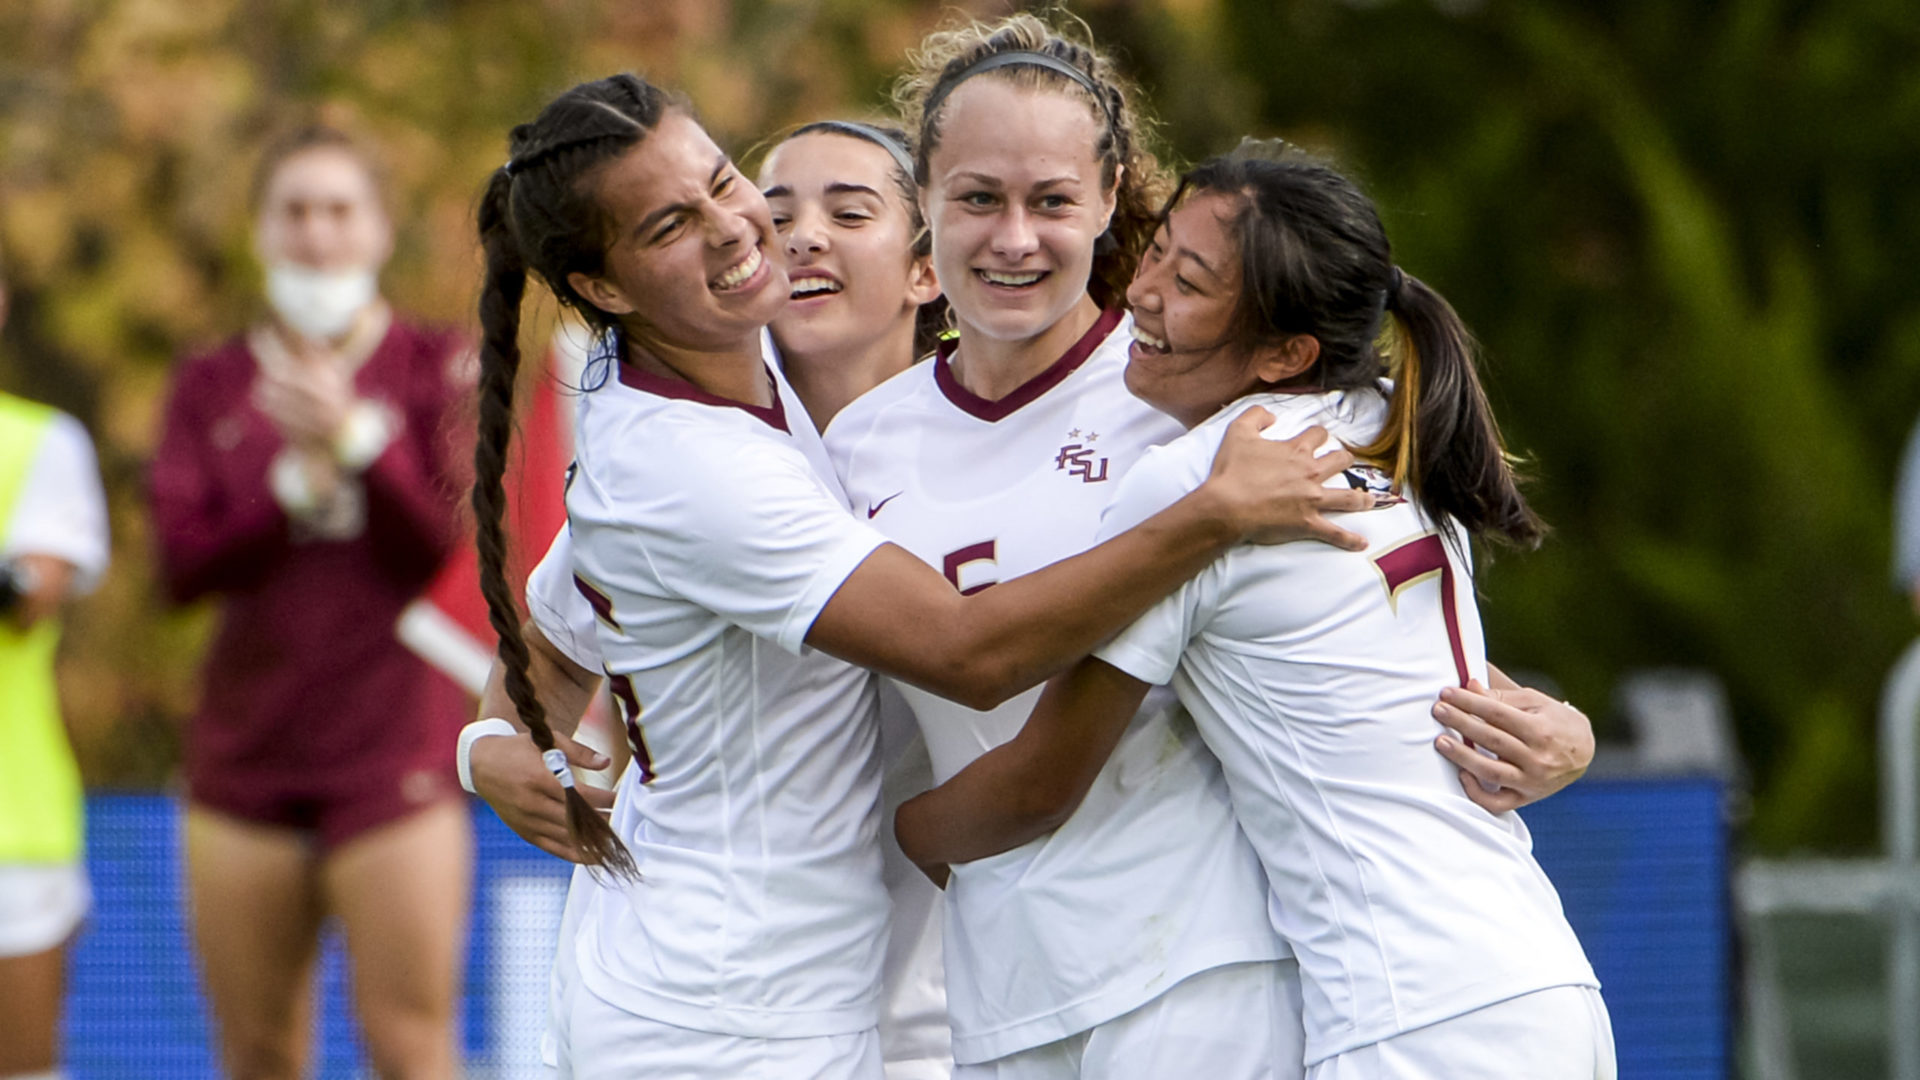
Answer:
[{"xmin": 868, "ymin": 492, "xmax": 903, "ymax": 518}]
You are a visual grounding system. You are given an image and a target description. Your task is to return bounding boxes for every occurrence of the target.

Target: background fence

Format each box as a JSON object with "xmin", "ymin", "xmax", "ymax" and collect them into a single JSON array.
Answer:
[{"xmin": 64, "ymin": 781, "xmax": 1729, "ymax": 1078}]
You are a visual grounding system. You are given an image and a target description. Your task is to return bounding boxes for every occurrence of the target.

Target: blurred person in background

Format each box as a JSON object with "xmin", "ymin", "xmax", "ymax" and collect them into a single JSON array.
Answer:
[
  {"xmin": 0, "ymin": 245, "xmax": 111, "ymax": 1080},
  {"xmin": 147, "ymin": 126, "xmax": 471, "ymax": 1080}
]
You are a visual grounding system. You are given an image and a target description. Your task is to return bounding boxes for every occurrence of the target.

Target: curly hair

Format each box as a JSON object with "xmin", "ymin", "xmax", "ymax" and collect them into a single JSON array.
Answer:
[{"xmin": 891, "ymin": 11, "xmax": 1171, "ymax": 310}]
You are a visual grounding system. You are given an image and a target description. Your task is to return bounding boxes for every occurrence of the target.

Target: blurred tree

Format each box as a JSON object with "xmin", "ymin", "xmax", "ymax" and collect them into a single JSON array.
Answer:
[{"xmin": 1, "ymin": 0, "xmax": 1913, "ymax": 852}]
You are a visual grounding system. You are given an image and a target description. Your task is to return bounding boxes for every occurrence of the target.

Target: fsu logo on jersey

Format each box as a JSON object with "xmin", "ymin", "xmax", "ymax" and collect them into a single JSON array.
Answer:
[{"xmin": 1055, "ymin": 427, "xmax": 1109, "ymax": 484}]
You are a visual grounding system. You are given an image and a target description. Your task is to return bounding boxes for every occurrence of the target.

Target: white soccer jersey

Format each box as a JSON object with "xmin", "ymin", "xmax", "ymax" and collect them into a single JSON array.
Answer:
[
  {"xmin": 824, "ymin": 309, "xmax": 1286, "ymax": 1065},
  {"xmin": 2, "ymin": 410, "xmax": 109, "ymax": 591},
  {"xmin": 1094, "ymin": 388, "xmax": 1598, "ymax": 1066},
  {"xmin": 558, "ymin": 332, "xmax": 893, "ymax": 1039}
]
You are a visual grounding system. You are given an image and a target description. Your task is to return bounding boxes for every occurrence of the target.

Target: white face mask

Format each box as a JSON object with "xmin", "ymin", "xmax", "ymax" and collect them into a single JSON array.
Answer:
[{"xmin": 264, "ymin": 264, "xmax": 378, "ymax": 342}]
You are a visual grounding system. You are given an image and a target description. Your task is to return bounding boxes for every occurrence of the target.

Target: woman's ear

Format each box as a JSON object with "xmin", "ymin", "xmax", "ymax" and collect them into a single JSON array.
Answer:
[
  {"xmin": 568, "ymin": 271, "xmax": 637, "ymax": 317},
  {"xmin": 905, "ymin": 254, "xmax": 942, "ymax": 308},
  {"xmin": 1098, "ymin": 162, "xmax": 1125, "ymax": 233},
  {"xmin": 1255, "ymin": 334, "xmax": 1320, "ymax": 385}
]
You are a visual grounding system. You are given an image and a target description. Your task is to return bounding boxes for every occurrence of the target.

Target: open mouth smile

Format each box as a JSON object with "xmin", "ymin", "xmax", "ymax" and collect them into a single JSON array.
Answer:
[
  {"xmin": 976, "ymin": 268, "xmax": 1047, "ymax": 289},
  {"xmin": 1130, "ymin": 324, "xmax": 1171, "ymax": 354},
  {"xmin": 712, "ymin": 245, "xmax": 765, "ymax": 292},
  {"xmin": 789, "ymin": 271, "xmax": 843, "ymax": 300}
]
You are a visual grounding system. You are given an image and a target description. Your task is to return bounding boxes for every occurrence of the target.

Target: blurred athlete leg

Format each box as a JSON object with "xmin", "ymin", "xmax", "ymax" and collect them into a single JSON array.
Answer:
[
  {"xmin": 0, "ymin": 944, "xmax": 63, "ymax": 1076},
  {"xmin": 185, "ymin": 806, "xmax": 323, "ymax": 1080},
  {"xmin": 323, "ymin": 800, "xmax": 471, "ymax": 1080}
]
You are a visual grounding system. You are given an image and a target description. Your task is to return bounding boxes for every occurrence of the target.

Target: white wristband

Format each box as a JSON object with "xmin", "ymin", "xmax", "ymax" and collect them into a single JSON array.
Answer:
[{"xmin": 457, "ymin": 717, "xmax": 520, "ymax": 794}]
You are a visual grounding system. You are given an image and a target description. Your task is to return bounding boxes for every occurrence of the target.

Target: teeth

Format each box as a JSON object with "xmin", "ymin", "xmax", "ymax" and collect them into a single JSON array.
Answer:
[
  {"xmin": 790, "ymin": 277, "xmax": 842, "ymax": 298},
  {"xmin": 1131, "ymin": 325, "xmax": 1169, "ymax": 351},
  {"xmin": 980, "ymin": 269, "xmax": 1043, "ymax": 287},
  {"xmin": 713, "ymin": 246, "xmax": 763, "ymax": 290}
]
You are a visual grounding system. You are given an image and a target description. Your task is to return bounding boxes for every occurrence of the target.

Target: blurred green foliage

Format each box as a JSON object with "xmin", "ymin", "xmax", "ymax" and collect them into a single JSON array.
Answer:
[{"xmin": 1, "ymin": 0, "xmax": 1914, "ymax": 852}]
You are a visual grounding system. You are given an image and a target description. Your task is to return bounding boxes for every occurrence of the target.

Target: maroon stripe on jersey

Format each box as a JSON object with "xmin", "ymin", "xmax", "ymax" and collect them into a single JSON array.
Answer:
[
  {"xmin": 933, "ymin": 307, "xmax": 1124, "ymax": 422},
  {"xmin": 1374, "ymin": 533, "xmax": 1471, "ymax": 686},
  {"xmin": 616, "ymin": 359, "xmax": 790, "ymax": 433},
  {"xmin": 573, "ymin": 574, "xmax": 620, "ymax": 632}
]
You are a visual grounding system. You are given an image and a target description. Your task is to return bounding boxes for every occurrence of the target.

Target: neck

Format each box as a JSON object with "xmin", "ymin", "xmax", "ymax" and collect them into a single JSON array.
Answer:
[
  {"xmin": 779, "ymin": 318, "xmax": 918, "ymax": 432},
  {"xmin": 949, "ymin": 294, "xmax": 1102, "ymax": 402},
  {"xmin": 621, "ymin": 327, "xmax": 772, "ymax": 408}
]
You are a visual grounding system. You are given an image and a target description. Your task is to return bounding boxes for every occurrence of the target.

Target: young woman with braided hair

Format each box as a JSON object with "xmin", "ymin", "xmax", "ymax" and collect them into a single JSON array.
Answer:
[
  {"xmin": 465, "ymin": 74, "xmax": 1370, "ymax": 1079},
  {"xmin": 473, "ymin": 115, "xmax": 955, "ymax": 1079},
  {"xmin": 895, "ymin": 143, "xmax": 1613, "ymax": 1079}
]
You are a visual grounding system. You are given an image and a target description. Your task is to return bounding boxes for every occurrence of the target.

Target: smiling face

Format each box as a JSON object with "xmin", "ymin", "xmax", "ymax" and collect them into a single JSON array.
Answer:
[
  {"xmin": 1125, "ymin": 188, "xmax": 1314, "ymax": 427},
  {"xmin": 567, "ymin": 111, "xmax": 787, "ymax": 355},
  {"xmin": 760, "ymin": 131, "xmax": 935, "ymax": 364},
  {"xmin": 922, "ymin": 78, "xmax": 1115, "ymax": 348},
  {"xmin": 254, "ymin": 146, "xmax": 393, "ymax": 273}
]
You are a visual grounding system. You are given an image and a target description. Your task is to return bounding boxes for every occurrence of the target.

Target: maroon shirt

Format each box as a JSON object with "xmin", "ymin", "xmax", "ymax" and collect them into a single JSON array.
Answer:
[{"xmin": 149, "ymin": 318, "xmax": 470, "ymax": 789}]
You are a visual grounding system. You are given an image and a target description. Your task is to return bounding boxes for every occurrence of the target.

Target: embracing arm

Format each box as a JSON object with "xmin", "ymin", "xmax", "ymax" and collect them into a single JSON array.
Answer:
[
  {"xmin": 894, "ymin": 657, "xmax": 1152, "ymax": 882},
  {"xmin": 1433, "ymin": 665, "xmax": 1595, "ymax": 813},
  {"xmin": 809, "ymin": 410, "xmax": 1368, "ymax": 711}
]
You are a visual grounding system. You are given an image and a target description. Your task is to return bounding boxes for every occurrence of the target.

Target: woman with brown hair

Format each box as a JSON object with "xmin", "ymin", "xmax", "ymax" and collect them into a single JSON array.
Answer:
[{"xmin": 149, "ymin": 125, "xmax": 471, "ymax": 1080}]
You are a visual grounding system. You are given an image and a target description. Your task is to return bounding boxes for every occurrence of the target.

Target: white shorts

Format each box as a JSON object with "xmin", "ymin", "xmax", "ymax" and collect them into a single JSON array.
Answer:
[
  {"xmin": 556, "ymin": 978, "xmax": 883, "ymax": 1080},
  {"xmin": 1307, "ymin": 985, "xmax": 1615, "ymax": 1080},
  {"xmin": 955, "ymin": 959, "xmax": 1307, "ymax": 1080},
  {"xmin": 0, "ymin": 862, "xmax": 89, "ymax": 958}
]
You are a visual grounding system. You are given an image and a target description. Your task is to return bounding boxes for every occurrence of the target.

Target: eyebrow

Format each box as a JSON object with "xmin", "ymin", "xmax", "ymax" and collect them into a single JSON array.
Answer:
[
  {"xmin": 635, "ymin": 154, "xmax": 730, "ymax": 239},
  {"xmin": 1174, "ymin": 244, "xmax": 1219, "ymax": 279},
  {"xmin": 948, "ymin": 171, "xmax": 1081, "ymax": 191}
]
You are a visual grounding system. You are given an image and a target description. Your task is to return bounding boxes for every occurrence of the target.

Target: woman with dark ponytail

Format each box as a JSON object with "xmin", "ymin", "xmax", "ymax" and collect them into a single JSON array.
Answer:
[
  {"xmin": 462, "ymin": 75, "xmax": 1372, "ymax": 1078},
  {"xmin": 896, "ymin": 141, "xmax": 1613, "ymax": 1079}
]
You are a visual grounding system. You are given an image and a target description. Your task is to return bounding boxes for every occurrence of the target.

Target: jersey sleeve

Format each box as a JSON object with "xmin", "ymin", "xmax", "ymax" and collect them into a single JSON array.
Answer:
[
  {"xmin": 1094, "ymin": 439, "xmax": 1207, "ymax": 545},
  {"xmin": 1093, "ymin": 438, "xmax": 1217, "ymax": 686},
  {"xmin": 525, "ymin": 525, "xmax": 604, "ymax": 672},
  {"xmin": 590, "ymin": 429, "xmax": 889, "ymax": 657},
  {"xmin": 6, "ymin": 412, "xmax": 110, "ymax": 593}
]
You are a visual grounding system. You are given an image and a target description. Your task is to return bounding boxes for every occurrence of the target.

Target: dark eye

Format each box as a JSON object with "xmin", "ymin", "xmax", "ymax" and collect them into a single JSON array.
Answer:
[
  {"xmin": 1038, "ymin": 194, "xmax": 1071, "ymax": 210},
  {"xmin": 960, "ymin": 191, "xmax": 996, "ymax": 208},
  {"xmin": 1175, "ymin": 275, "xmax": 1199, "ymax": 295},
  {"xmin": 834, "ymin": 209, "xmax": 873, "ymax": 225},
  {"xmin": 714, "ymin": 173, "xmax": 735, "ymax": 197},
  {"xmin": 652, "ymin": 215, "xmax": 688, "ymax": 244},
  {"xmin": 770, "ymin": 213, "xmax": 792, "ymax": 231}
]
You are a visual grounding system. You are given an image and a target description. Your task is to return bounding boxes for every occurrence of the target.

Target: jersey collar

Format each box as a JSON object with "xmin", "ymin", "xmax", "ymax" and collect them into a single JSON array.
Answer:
[
  {"xmin": 612, "ymin": 334, "xmax": 790, "ymax": 434},
  {"xmin": 933, "ymin": 307, "xmax": 1124, "ymax": 423}
]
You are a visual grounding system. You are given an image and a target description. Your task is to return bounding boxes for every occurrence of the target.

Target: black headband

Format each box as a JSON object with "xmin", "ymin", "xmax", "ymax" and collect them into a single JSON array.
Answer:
[
  {"xmin": 922, "ymin": 50, "xmax": 1107, "ymax": 124},
  {"xmin": 802, "ymin": 121, "xmax": 916, "ymax": 181}
]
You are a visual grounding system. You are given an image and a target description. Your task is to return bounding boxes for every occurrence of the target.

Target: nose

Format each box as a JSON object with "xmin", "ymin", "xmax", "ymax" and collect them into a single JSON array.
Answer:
[
  {"xmin": 786, "ymin": 207, "xmax": 828, "ymax": 261},
  {"xmin": 1126, "ymin": 262, "xmax": 1160, "ymax": 313},
  {"xmin": 988, "ymin": 206, "xmax": 1039, "ymax": 260},
  {"xmin": 706, "ymin": 201, "xmax": 760, "ymax": 250}
]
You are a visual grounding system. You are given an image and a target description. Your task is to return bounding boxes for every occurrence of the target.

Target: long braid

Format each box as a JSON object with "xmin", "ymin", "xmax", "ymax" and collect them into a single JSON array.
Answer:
[{"xmin": 472, "ymin": 78, "xmax": 665, "ymax": 877}]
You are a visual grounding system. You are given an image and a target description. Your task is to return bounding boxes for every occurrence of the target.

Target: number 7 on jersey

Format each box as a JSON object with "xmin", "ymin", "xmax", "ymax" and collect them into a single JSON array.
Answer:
[{"xmin": 1371, "ymin": 532, "xmax": 1470, "ymax": 687}]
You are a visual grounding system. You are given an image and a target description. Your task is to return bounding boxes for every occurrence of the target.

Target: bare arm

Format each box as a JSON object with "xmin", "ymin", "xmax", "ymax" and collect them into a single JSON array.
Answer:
[
  {"xmin": 895, "ymin": 657, "xmax": 1152, "ymax": 883},
  {"xmin": 467, "ymin": 619, "xmax": 617, "ymax": 861},
  {"xmin": 810, "ymin": 411, "xmax": 1370, "ymax": 711}
]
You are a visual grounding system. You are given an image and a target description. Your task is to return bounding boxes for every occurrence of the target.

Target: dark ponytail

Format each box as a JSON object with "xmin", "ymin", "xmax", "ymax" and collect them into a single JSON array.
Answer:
[
  {"xmin": 1365, "ymin": 273, "xmax": 1543, "ymax": 546},
  {"xmin": 1178, "ymin": 139, "xmax": 1543, "ymax": 547},
  {"xmin": 471, "ymin": 74, "xmax": 677, "ymax": 878}
]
